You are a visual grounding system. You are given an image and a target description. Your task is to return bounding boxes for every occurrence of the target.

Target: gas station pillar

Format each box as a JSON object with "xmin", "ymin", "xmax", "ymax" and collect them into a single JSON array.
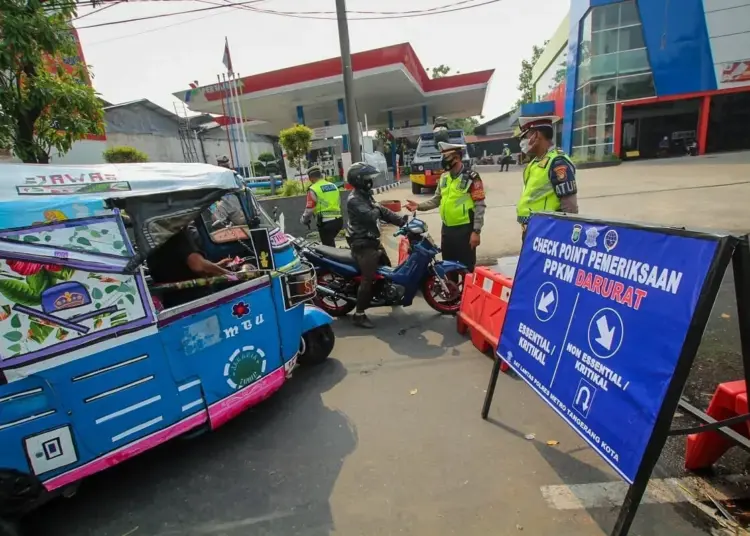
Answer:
[
  {"xmin": 422, "ymin": 105, "xmax": 428, "ymax": 126},
  {"xmin": 337, "ymin": 99, "xmax": 349, "ymax": 152},
  {"xmin": 296, "ymin": 105, "xmax": 305, "ymax": 125},
  {"xmin": 388, "ymin": 110, "xmax": 396, "ymax": 173}
]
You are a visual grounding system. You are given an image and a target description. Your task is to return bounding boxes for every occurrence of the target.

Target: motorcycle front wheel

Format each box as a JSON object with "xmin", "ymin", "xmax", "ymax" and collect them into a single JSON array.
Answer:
[{"xmin": 422, "ymin": 271, "xmax": 466, "ymax": 314}]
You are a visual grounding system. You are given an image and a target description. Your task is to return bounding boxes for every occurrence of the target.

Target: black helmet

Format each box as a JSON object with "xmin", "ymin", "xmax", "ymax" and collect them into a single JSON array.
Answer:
[{"xmin": 347, "ymin": 162, "xmax": 378, "ymax": 191}]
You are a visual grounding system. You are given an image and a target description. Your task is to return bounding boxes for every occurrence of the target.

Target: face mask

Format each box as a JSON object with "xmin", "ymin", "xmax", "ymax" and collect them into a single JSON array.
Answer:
[
  {"xmin": 441, "ymin": 156, "xmax": 452, "ymax": 170},
  {"xmin": 519, "ymin": 139, "xmax": 529, "ymax": 154}
]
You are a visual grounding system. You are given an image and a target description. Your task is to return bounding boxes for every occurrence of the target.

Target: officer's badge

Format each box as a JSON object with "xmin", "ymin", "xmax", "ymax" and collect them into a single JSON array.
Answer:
[
  {"xmin": 571, "ymin": 224, "xmax": 582, "ymax": 243},
  {"xmin": 538, "ymin": 157, "xmax": 550, "ymax": 168},
  {"xmin": 553, "ymin": 165, "xmax": 568, "ymax": 181},
  {"xmin": 584, "ymin": 227, "xmax": 599, "ymax": 248}
]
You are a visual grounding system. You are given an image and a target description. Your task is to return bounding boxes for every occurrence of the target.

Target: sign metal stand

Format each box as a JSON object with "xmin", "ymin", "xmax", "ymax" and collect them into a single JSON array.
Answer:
[{"xmin": 481, "ymin": 213, "xmax": 750, "ymax": 536}]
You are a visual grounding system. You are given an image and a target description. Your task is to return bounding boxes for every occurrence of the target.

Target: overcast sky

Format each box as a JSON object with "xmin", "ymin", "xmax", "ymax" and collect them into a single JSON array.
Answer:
[{"xmin": 74, "ymin": 0, "xmax": 568, "ymax": 123}]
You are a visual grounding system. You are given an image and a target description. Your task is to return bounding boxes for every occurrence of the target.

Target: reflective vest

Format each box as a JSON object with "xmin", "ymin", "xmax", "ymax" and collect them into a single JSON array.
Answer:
[
  {"xmin": 516, "ymin": 148, "xmax": 573, "ymax": 222},
  {"xmin": 439, "ymin": 170, "xmax": 475, "ymax": 227},
  {"xmin": 310, "ymin": 179, "xmax": 342, "ymax": 220},
  {"xmin": 502, "ymin": 147, "xmax": 511, "ymax": 157}
]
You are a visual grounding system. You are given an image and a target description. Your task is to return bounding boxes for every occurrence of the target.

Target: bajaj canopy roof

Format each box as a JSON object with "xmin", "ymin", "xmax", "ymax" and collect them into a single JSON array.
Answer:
[
  {"xmin": 0, "ymin": 163, "xmax": 244, "ymax": 258},
  {"xmin": 0, "ymin": 162, "xmax": 241, "ymax": 201}
]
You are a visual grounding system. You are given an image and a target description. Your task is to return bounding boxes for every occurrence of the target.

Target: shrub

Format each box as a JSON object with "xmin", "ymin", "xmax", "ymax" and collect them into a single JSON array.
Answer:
[
  {"xmin": 257, "ymin": 151, "xmax": 277, "ymax": 163},
  {"xmin": 280, "ymin": 179, "xmax": 306, "ymax": 197},
  {"xmin": 103, "ymin": 146, "xmax": 149, "ymax": 163}
]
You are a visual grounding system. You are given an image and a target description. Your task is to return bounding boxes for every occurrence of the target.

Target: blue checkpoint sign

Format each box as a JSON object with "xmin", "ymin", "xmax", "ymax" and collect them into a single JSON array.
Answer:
[{"xmin": 497, "ymin": 214, "xmax": 721, "ymax": 482}]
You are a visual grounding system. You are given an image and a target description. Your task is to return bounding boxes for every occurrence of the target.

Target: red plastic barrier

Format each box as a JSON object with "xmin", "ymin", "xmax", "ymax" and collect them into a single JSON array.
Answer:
[
  {"xmin": 685, "ymin": 380, "xmax": 750, "ymax": 470},
  {"xmin": 457, "ymin": 266, "xmax": 513, "ymax": 371}
]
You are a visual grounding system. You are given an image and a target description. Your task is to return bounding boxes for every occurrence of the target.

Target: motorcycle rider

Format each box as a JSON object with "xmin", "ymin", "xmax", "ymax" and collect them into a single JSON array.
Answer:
[{"xmin": 346, "ymin": 162, "xmax": 406, "ymax": 329}]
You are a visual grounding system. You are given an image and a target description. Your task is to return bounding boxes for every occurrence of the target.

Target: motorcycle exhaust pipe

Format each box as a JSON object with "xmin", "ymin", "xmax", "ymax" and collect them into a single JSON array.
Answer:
[{"xmin": 316, "ymin": 284, "xmax": 356, "ymax": 304}]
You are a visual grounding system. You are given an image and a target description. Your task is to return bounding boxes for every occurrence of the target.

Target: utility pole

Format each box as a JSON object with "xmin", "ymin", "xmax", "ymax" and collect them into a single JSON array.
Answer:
[{"xmin": 335, "ymin": 0, "xmax": 362, "ymax": 162}]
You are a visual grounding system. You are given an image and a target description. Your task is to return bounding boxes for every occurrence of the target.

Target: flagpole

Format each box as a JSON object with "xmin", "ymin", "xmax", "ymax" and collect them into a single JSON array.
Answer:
[
  {"xmin": 216, "ymin": 74, "xmax": 235, "ymax": 168},
  {"xmin": 222, "ymin": 73, "xmax": 242, "ymax": 173},
  {"xmin": 231, "ymin": 72, "xmax": 254, "ymax": 178}
]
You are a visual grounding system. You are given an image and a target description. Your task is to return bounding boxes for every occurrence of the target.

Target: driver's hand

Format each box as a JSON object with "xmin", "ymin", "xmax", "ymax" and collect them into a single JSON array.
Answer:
[
  {"xmin": 405, "ymin": 200, "xmax": 418, "ymax": 212},
  {"xmin": 217, "ymin": 257, "xmax": 233, "ymax": 267}
]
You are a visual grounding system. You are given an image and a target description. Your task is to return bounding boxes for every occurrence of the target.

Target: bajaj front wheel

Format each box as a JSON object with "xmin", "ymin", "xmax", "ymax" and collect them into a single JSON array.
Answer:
[{"xmin": 298, "ymin": 325, "xmax": 335, "ymax": 367}]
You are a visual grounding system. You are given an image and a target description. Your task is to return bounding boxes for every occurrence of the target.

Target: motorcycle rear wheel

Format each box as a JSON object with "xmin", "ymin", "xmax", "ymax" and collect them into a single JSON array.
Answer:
[
  {"xmin": 422, "ymin": 271, "xmax": 465, "ymax": 314},
  {"xmin": 314, "ymin": 273, "xmax": 356, "ymax": 317}
]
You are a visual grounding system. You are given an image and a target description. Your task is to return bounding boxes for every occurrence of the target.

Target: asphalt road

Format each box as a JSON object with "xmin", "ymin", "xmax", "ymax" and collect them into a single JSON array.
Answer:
[
  {"xmin": 24, "ymin": 155, "xmax": 750, "ymax": 535},
  {"xmin": 26, "ymin": 292, "xmax": 742, "ymax": 536}
]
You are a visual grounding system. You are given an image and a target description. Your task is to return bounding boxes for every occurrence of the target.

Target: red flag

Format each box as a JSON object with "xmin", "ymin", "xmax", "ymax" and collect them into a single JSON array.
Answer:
[{"xmin": 222, "ymin": 37, "xmax": 233, "ymax": 74}]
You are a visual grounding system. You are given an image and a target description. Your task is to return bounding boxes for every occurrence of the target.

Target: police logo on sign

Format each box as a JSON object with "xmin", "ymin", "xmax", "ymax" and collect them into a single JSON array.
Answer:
[
  {"xmin": 571, "ymin": 224, "xmax": 582, "ymax": 244},
  {"xmin": 585, "ymin": 227, "xmax": 599, "ymax": 248}
]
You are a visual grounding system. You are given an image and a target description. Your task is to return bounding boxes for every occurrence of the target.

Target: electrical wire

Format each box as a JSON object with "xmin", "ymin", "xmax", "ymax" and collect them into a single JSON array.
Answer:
[
  {"xmin": 85, "ymin": 7, "xmax": 231, "ymax": 45},
  {"xmin": 76, "ymin": 0, "xmax": 269, "ymax": 28},
  {"xmin": 74, "ymin": 0, "xmax": 122, "ymax": 20},
  {"xmin": 76, "ymin": 0, "xmax": 504, "ymax": 29}
]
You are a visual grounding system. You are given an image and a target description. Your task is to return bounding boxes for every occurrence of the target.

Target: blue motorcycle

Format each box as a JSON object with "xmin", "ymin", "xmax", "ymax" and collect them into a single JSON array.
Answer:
[{"xmin": 294, "ymin": 218, "xmax": 468, "ymax": 316}]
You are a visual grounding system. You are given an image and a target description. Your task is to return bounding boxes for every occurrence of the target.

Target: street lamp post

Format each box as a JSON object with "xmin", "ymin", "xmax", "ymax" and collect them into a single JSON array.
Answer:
[{"xmin": 334, "ymin": 0, "xmax": 362, "ymax": 162}]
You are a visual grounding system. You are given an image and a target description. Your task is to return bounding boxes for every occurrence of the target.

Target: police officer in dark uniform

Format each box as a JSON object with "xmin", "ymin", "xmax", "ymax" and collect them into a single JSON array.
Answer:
[
  {"xmin": 346, "ymin": 162, "xmax": 406, "ymax": 328},
  {"xmin": 406, "ymin": 141, "xmax": 486, "ymax": 271}
]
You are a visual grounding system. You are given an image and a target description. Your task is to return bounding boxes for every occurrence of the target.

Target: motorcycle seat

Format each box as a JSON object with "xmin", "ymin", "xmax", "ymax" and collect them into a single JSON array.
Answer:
[{"xmin": 311, "ymin": 244, "xmax": 358, "ymax": 265}]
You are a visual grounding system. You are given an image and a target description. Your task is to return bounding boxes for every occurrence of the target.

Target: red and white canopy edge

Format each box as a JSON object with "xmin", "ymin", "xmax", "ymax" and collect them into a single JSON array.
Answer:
[{"xmin": 174, "ymin": 43, "xmax": 494, "ymax": 136}]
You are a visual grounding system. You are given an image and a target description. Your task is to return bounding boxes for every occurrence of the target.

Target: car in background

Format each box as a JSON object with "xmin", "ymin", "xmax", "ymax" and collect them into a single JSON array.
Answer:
[{"xmin": 409, "ymin": 129, "xmax": 471, "ymax": 194}]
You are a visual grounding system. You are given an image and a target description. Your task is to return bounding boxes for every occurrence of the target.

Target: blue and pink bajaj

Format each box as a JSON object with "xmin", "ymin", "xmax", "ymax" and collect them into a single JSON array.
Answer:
[{"xmin": 0, "ymin": 163, "xmax": 334, "ymax": 535}]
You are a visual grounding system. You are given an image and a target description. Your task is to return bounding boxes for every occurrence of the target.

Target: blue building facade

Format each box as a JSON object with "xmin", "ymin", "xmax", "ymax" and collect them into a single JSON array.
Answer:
[{"xmin": 541, "ymin": 0, "xmax": 750, "ymax": 158}]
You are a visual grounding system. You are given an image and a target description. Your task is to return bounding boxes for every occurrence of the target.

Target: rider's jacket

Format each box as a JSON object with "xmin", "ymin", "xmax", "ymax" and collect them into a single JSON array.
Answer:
[{"xmin": 346, "ymin": 189, "xmax": 403, "ymax": 248}]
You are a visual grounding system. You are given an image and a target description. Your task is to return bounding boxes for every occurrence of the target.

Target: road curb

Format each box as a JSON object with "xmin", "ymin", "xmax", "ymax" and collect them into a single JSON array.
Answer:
[{"xmin": 372, "ymin": 179, "xmax": 408, "ymax": 195}]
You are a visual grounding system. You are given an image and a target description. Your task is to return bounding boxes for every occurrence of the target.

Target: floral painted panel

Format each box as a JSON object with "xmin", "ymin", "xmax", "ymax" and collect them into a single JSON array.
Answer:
[
  {"xmin": 0, "ymin": 218, "xmax": 129, "ymax": 257},
  {"xmin": 0, "ymin": 258, "xmax": 148, "ymax": 362}
]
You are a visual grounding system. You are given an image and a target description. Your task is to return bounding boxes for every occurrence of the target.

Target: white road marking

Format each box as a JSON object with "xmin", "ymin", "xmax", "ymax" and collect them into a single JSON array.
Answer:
[{"xmin": 541, "ymin": 476, "xmax": 750, "ymax": 510}]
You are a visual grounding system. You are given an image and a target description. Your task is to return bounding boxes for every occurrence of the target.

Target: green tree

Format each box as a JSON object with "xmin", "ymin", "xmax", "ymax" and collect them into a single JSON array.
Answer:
[
  {"xmin": 428, "ymin": 64, "xmax": 460, "ymax": 79},
  {"xmin": 278, "ymin": 124, "xmax": 313, "ymax": 182},
  {"xmin": 427, "ymin": 65, "xmax": 482, "ymax": 134},
  {"xmin": 447, "ymin": 117, "xmax": 480, "ymax": 135},
  {"xmin": 103, "ymin": 146, "xmax": 149, "ymax": 163},
  {"xmin": 515, "ymin": 42, "xmax": 548, "ymax": 109},
  {"xmin": 0, "ymin": 0, "xmax": 104, "ymax": 163}
]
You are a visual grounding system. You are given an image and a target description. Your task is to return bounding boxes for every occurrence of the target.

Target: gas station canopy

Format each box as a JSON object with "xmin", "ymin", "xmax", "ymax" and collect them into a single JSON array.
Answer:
[{"xmin": 174, "ymin": 43, "xmax": 494, "ymax": 136}]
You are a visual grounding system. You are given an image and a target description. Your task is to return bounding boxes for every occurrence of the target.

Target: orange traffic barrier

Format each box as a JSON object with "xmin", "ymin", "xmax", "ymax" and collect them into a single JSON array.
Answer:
[
  {"xmin": 397, "ymin": 236, "xmax": 410, "ymax": 265},
  {"xmin": 457, "ymin": 266, "xmax": 513, "ymax": 371},
  {"xmin": 685, "ymin": 380, "xmax": 750, "ymax": 470}
]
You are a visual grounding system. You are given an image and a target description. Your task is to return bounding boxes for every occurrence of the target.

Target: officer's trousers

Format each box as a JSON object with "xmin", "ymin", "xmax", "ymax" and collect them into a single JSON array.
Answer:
[
  {"xmin": 441, "ymin": 223, "xmax": 476, "ymax": 272},
  {"xmin": 318, "ymin": 218, "xmax": 343, "ymax": 247}
]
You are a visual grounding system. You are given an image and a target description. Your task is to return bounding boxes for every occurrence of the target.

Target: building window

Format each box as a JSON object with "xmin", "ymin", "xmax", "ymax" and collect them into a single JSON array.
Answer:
[{"xmin": 572, "ymin": 0, "xmax": 655, "ymax": 159}]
